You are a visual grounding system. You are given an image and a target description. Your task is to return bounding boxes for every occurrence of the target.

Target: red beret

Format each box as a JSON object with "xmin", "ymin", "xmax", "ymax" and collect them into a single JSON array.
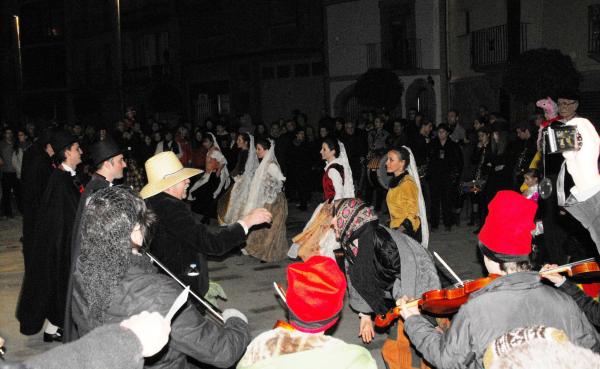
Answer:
[
  {"xmin": 286, "ymin": 256, "xmax": 346, "ymax": 333},
  {"xmin": 479, "ymin": 191, "xmax": 537, "ymax": 258}
]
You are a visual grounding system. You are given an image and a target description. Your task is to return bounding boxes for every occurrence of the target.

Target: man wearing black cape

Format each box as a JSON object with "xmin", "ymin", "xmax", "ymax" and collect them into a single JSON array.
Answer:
[
  {"xmin": 16, "ymin": 131, "xmax": 82, "ymax": 341},
  {"xmin": 63, "ymin": 140, "xmax": 126, "ymax": 342}
]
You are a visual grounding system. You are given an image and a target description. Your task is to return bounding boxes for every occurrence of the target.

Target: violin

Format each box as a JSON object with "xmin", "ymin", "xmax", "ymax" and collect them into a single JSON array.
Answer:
[
  {"xmin": 374, "ymin": 274, "xmax": 500, "ymax": 328},
  {"xmin": 540, "ymin": 258, "xmax": 600, "ymax": 281}
]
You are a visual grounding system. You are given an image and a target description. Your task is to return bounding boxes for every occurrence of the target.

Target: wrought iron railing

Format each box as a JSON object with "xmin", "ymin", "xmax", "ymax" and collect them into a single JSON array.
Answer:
[{"xmin": 470, "ymin": 23, "xmax": 527, "ymax": 68}]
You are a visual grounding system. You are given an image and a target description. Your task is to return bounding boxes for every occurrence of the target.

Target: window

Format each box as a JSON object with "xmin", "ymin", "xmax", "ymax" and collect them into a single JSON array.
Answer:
[
  {"xmin": 277, "ymin": 65, "xmax": 291, "ymax": 78},
  {"xmin": 294, "ymin": 63, "xmax": 309, "ymax": 77}
]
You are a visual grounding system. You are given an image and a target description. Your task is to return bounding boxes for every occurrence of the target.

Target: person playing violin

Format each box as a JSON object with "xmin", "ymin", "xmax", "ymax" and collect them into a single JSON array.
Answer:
[
  {"xmin": 237, "ymin": 255, "xmax": 376, "ymax": 369},
  {"xmin": 540, "ymin": 264, "xmax": 600, "ymax": 328},
  {"xmin": 398, "ymin": 190, "xmax": 600, "ymax": 369},
  {"xmin": 330, "ymin": 198, "xmax": 441, "ymax": 369}
]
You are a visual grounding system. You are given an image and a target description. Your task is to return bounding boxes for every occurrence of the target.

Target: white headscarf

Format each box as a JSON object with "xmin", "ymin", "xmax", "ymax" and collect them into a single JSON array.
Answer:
[
  {"xmin": 243, "ymin": 140, "xmax": 285, "ymax": 215},
  {"xmin": 187, "ymin": 132, "xmax": 230, "ymax": 199},
  {"xmin": 324, "ymin": 140, "xmax": 355, "ymax": 199},
  {"xmin": 402, "ymin": 145, "xmax": 429, "ymax": 248}
]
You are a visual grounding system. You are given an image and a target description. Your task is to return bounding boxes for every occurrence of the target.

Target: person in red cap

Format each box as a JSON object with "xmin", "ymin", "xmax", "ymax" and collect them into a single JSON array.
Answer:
[
  {"xmin": 237, "ymin": 255, "xmax": 377, "ymax": 369},
  {"xmin": 398, "ymin": 190, "xmax": 600, "ymax": 369}
]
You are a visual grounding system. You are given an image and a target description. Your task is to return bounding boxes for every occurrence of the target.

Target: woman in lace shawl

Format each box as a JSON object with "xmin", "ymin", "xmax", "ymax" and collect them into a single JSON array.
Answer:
[
  {"xmin": 187, "ymin": 132, "xmax": 230, "ymax": 223},
  {"xmin": 217, "ymin": 133, "xmax": 259, "ymax": 225},
  {"xmin": 288, "ymin": 138, "xmax": 354, "ymax": 260},
  {"xmin": 242, "ymin": 139, "xmax": 288, "ymax": 262}
]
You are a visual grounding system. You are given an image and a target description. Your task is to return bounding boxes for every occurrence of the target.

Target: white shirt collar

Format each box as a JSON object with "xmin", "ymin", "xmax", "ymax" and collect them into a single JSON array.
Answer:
[{"xmin": 62, "ymin": 163, "xmax": 76, "ymax": 176}]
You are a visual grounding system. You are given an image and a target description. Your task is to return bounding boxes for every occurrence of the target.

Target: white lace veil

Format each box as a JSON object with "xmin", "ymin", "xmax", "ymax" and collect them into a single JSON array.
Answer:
[
  {"xmin": 338, "ymin": 141, "xmax": 355, "ymax": 198},
  {"xmin": 223, "ymin": 134, "xmax": 259, "ymax": 223},
  {"xmin": 402, "ymin": 145, "xmax": 429, "ymax": 248},
  {"xmin": 243, "ymin": 140, "xmax": 284, "ymax": 215},
  {"xmin": 187, "ymin": 132, "xmax": 230, "ymax": 199},
  {"xmin": 209, "ymin": 132, "xmax": 231, "ymax": 198}
]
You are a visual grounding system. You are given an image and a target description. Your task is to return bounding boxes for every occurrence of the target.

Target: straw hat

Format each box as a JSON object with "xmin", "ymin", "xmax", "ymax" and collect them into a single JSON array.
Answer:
[{"xmin": 140, "ymin": 151, "xmax": 202, "ymax": 199}]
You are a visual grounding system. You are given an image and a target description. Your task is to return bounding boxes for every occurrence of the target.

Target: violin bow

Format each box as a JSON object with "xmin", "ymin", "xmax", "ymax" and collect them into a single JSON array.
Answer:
[
  {"xmin": 146, "ymin": 252, "xmax": 225, "ymax": 324},
  {"xmin": 539, "ymin": 257, "xmax": 596, "ymax": 275},
  {"xmin": 433, "ymin": 252, "xmax": 464, "ymax": 286},
  {"xmin": 273, "ymin": 282, "xmax": 287, "ymax": 304}
]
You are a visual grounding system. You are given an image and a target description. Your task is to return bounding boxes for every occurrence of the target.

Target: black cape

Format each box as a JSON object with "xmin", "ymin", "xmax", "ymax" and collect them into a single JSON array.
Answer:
[
  {"xmin": 19, "ymin": 143, "xmax": 54, "ymax": 287},
  {"xmin": 63, "ymin": 173, "xmax": 111, "ymax": 342},
  {"xmin": 17, "ymin": 169, "xmax": 81, "ymax": 334}
]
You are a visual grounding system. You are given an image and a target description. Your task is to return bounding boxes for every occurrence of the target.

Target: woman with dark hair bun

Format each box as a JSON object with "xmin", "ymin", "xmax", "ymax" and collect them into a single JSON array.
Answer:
[
  {"xmin": 243, "ymin": 139, "xmax": 288, "ymax": 262},
  {"xmin": 217, "ymin": 133, "xmax": 259, "ymax": 225},
  {"xmin": 288, "ymin": 138, "xmax": 355, "ymax": 261},
  {"xmin": 385, "ymin": 146, "xmax": 428, "ymax": 246}
]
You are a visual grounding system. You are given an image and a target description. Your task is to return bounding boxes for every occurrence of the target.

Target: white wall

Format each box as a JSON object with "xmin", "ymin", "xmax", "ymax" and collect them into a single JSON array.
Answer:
[
  {"xmin": 327, "ymin": 0, "xmax": 382, "ymax": 77},
  {"xmin": 416, "ymin": 0, "xmax": 440, "ymax": 70}
]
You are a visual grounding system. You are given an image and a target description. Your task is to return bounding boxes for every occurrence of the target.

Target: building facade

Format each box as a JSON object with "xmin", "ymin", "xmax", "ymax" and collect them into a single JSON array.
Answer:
[{"xmin": 325, "ymin": 0, "xmax": 447, "ymax": 124}]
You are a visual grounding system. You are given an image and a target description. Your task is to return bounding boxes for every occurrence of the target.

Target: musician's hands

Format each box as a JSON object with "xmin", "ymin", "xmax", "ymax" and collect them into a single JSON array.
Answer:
[
  {"xmin": 399, "ymin": 295, "xmax": 420, "ymax": 320},
  {"xmin": 562, "ymin": 117, "xmax": 600, "ymax": 195},
  {"xmin": 241, "ymin": 208, "xmax": 272, "ymax": 229},
  {"xmin": 540, "ymin": 264, "xmax": 566, "ymax": 286},
  {"xmin": 358, "ymin": 314, "xmax": 375, "ymax": 344},
  {"xmin": 120, "ymin": 311, "xmax": 171, "ymax": 357}
]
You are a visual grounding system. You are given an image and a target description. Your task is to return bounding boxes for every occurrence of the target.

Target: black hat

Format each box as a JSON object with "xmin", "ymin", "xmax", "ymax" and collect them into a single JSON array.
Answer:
[
  {"xmin": 556, "ymin": 89, "xmax": 580, "ymax": 101},
  {"xmin": 90, "ymin": 140, "xmax": 123, "ymax": 166},
  {"xmin": 50, "ymin": 131, "xmax": 77, "ymax": 153},
  {"xmin": 478, "ymin": 125, "xmax": 492, "ymax": 134}
]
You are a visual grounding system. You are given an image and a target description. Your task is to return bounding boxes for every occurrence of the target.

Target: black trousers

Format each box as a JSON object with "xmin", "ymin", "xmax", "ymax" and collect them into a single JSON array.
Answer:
[
  {"xmin": 429, "ymin": 177, "xmax": 455, "ymax": 228},
  {"xmin": 1, "ymin": 172, "xmax": 21, "ymax": 217}
]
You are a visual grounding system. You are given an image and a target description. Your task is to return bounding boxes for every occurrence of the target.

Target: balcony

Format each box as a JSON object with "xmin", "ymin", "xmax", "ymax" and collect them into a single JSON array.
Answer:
[
  {"xmin": 384, "ymin": 38, "xmax": 421, "ymax": 71},
  {"xmin": 470, "ymin": 23, "xmax": 527, "ymax": 71},
  {"xmin": 589, "ymin": 5, "xmax": 600, "ymax": 62}
]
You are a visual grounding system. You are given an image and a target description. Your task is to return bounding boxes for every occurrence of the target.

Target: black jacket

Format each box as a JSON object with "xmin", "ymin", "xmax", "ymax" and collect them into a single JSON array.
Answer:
[
  {"xmin": 146, "ymin": 192, "xmax": 246, "ymax": 296},
  {"xmin": 17, "ymin": 169, "xmax": 80, "ymax": 335},
  {"xmin": 71, "ymin": 256, "xmax": 250, "ymax": 369},
  {"xmin": 64, "ymin": 173, "xmax": 112, "ymax": 342}
]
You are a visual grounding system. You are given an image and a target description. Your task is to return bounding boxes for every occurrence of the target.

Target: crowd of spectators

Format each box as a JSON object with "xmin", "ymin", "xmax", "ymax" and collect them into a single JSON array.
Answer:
[{"xmin": 0, "ymin": 97, "xmax": 596, "ymax": 268}]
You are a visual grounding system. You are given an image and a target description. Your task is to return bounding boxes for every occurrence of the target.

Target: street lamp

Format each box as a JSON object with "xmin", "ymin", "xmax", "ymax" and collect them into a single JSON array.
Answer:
[{"xmin": 13, "ymin": 15, "xmax": 22, "ymax": 91}]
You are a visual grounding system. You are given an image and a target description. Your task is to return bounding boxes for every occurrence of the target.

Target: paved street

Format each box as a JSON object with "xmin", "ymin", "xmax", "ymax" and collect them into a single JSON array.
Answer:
[{"xmin": 0, "ymin": 203, "xmax": 481, "ymax": 367}]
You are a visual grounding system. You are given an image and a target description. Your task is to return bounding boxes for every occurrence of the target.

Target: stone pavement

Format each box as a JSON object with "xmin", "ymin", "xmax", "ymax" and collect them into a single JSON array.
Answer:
[{"xmin": 0, "ymin": 204, "xmax": 481, "ymax": 367}]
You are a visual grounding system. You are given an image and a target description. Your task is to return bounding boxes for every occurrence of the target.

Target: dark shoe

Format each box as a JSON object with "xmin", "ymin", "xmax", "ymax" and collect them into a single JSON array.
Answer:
[
  {"xmin": 43, "ymin": 329, "xmax": 63, "ymax": 342},
  {"xmin": 454, "ymin": 213, "xmax": 461, "ymax": 227}
]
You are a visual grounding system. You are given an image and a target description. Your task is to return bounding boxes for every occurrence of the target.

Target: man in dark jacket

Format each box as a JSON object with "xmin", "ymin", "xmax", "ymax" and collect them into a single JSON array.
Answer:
[
  {"xmin": 341, "ymin": 121, "xmax": 367, "ymax": 192},
  {"xmin": 141, "ymin": 151, "xmax": 271, "ymax": 297},
  {"xmin": 16, "ymin": 131, "xmax": 82, "ymax": 340},
  {"xmin": 64, "ymin": 139, "xmax": 127, "ymax": 342},
  {"xmin": 427, "ymin": 124, "xmax": 463, "ymax": 231},
  {"xmin": 72, "ymin": 186, "xmax": 250, "ymax": 369},
  {"xmin": 287, "ymin": 128, "xmax": 312, "ymax": 210},
  {"xmin": 399, "ymin": 191, "xmax": 600, "ymax": 369}
]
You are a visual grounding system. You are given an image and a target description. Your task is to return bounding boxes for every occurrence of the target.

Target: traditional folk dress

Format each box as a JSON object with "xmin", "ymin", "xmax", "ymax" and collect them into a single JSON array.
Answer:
[
  {"xmin": 217, "ymin": 135, "xmax": 259, "ymax": 225},
  {"xmin": 243, "ymin": 142, "xmax": 289, "ymax": 262},
  {"xmin": 288, "ymin": 141, "xmax": 354, "ymax": 260},
  {"xmin": 188, "ymin": 133, "xmax": 230, "ymax": 220}
]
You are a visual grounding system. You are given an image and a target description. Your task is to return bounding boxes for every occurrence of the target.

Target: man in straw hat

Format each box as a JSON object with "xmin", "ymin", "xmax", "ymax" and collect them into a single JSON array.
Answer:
[
  {"xmin": 237, "ymin": 255, "xmax": 376, "ymax": 369},
  {"xmin": 64, "ymin": 139, "xmax": 127, "ymax": 342},
  {"xmin": 398, "ymin": 190, "xmax": 600, "ymax": 369},
  {"xmin": 141, "ymin": 151, "xmax": 271, "ymax": 297}
]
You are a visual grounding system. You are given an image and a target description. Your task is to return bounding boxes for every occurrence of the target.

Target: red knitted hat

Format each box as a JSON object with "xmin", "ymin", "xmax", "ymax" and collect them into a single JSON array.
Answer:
[
  {"xmin": 479, "ymin": 191, "xmax": 537, "ymax": 260},
  {"xmin": 286, "ymin": 256, "xmax": 347, "ymax": 333}
]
